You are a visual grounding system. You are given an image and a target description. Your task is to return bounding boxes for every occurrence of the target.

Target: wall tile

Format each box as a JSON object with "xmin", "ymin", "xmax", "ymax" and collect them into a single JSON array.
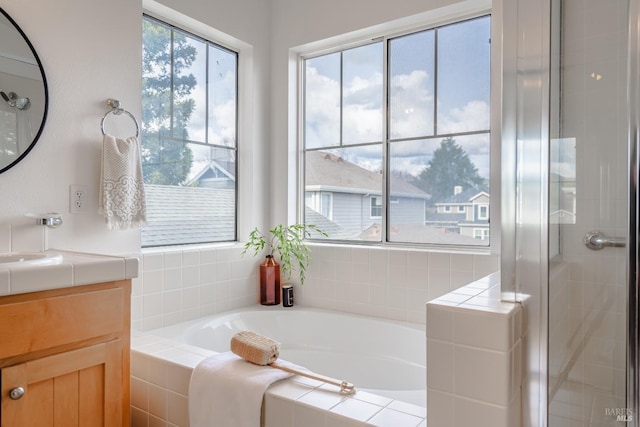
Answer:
[
  {"xmin": 454, "ymin": 310, "xmax": 512, "ymax": 351},
  {"xmin": 264, "ymin": 395, "xmax": 294, "ymax": 427},
  {"xmin": 427, "ymin": 338, "xmax": 453, "ymax": 392},
  {"xmin": 143, "ymin": 253, "xmax": 164, "ymax": 272},
  {"xmin": 454, "ymin": 396, "xmax": 508, "ymax": 427},
  {"xmin": 453, "ymin": 345, "xmax": 510, "ymax": 405},
  {"xmin": 293, "ymin": 403, "xmax": 329, "ymax": 427},
  {"xmin": 426, "ymin": 303, "xmax": 454, "ymax": 341},
  {"xmin": 427, "ymin": 389, "xmax": 454, "ymax": 427}
]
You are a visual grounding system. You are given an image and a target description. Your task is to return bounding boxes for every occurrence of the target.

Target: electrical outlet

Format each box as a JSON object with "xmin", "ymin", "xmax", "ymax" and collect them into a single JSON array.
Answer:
[{"xmin": 70, "ymin": 184, "xmax": 89, "ymax": 214}]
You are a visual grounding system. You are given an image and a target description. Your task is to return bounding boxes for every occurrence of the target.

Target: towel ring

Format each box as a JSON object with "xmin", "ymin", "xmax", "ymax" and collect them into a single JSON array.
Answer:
[{"xmin": 100, "ymin": 100, "xmax": 140, "ymax": 138}]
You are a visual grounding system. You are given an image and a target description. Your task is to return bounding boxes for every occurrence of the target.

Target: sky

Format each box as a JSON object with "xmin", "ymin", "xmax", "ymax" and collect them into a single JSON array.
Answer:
[
  {"xmin": 304, "ymin": 15, "xmax": 491, "ymax": 179},
  {"xmin": 143, "ymin": 15, "xmax": 491, "ymax": 183}
]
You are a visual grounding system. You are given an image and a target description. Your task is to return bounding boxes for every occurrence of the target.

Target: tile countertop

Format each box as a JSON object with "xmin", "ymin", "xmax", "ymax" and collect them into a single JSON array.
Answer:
[{"xmin": 0, "ymin": 249, "xmax": 139, "ymax": 296}]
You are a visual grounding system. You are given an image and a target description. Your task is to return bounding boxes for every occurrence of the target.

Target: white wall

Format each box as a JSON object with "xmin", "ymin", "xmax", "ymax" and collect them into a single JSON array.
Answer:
[
  {"xmin": 0, "ymin": 0, "xmax": 142, "ymax": 255},
  {"xmin": 0, "ymin": 0, "xmax": 272, "ymax": 255}
]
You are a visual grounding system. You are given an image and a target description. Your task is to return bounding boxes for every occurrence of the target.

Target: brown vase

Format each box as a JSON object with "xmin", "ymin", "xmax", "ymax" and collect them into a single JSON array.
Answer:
[{"xmin": 259, "ymin": 255, "xmax": 281, "ymax": 305}]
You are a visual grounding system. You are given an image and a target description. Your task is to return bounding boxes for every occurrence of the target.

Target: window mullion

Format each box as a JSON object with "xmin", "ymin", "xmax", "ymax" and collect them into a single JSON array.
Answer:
[
  {"xmin": 433, "ymin": 28, "xmax": 439, "ymax": 135},
  {"xmin": 340, "ymin": 51, "xmax": 344, "ymax": 147},
  {"xmin": 169, "ymin": 28, "xmax": 175, "ymax": 140},
  {"xmin": 205, "ymin": 44, "xmax": 210, "ymax": 145},
  {"xmin": 382, "ymin": 38, "xmax": 390, "ymax": 243}
]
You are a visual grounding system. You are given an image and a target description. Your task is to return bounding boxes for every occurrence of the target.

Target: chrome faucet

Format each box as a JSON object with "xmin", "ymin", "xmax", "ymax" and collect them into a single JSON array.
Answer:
[{"xmin": 36, "ymin": 213, "xmax": 63, "ymax": 229}]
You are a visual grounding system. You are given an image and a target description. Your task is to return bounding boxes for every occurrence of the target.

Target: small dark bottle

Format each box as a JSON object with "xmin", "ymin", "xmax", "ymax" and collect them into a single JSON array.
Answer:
[{"xmin": 282, "ymin": 284, "xmax": 294, "ymax": 307}]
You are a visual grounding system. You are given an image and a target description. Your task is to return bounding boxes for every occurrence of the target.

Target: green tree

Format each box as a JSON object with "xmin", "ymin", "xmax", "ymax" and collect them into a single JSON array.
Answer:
[
  {"xmin": 141, "ymin": 18, "xmax": 196, "ymax": 185},
  {"xmin": 417, "ymin": 137, "xmax": 484, "ymax": 202}
]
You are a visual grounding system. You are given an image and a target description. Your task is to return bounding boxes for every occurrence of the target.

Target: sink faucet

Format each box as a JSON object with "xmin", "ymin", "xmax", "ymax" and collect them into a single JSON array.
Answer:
[{"xmin": 35, "ymin": 213, "xmax": 63, "ymax": 229}]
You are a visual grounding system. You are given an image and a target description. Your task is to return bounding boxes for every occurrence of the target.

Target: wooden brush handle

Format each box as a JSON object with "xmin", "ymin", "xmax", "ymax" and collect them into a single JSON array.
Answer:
[{"xmin": 270, "ymin": 362, "xmax": 356, "ymax": 394}]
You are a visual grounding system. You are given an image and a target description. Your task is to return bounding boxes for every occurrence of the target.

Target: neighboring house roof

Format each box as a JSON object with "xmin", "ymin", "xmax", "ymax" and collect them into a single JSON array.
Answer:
[
  {"xmin": 142, "ymin": 184, "xmax": 235, "ymax": 246},
  {"xmin": 304, "ymin": 207, "xmax": 353, "ymax": 240},
  {"xmin": 425, "ymin": 213, "xmax": 466, "ymax": 223},
  {"xmin": 306, "ymin": 151, "xmax": 429, "ymax": 199},
  {"xmin": 186, "ymin": 159, "xmax": 236, "ymax": 186},
  {"xmin": 435, "ymin": 187, "xmax": 489, "ymax": 205}
]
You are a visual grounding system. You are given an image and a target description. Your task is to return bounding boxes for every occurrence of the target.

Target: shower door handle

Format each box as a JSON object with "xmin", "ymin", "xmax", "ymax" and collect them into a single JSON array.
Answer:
[{"xmin": 584, "ymin": 231, "xmax": 626, "ymax": 250}]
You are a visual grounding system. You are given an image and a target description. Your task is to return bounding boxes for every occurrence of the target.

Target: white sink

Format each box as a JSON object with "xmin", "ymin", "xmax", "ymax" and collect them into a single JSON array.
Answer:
[{"xmin": 0, "ymin": 252, "xmax": 63, "ymax": 268}]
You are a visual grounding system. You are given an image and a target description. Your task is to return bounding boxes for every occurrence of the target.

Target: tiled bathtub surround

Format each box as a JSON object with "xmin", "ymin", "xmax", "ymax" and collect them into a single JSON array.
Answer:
[
  {"xmin": 134, "ymin": 245, "xmax": 258, "ymax": 331},
  {"xmin": 130, "ymin": 332, "xmax": 427, "ymax": 427},
  {"xmin": 426, "ymin": 273, "xmax": 523, "ymax": 427},
  {"xmin": 134, "ymin": 243, "xmax": 499, "ymax": 330}
]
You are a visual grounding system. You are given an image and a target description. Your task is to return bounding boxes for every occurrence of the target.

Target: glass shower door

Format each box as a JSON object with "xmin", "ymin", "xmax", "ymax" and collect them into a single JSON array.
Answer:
[{"xmin": 548, "ymin": 0, "xmax": 632, "ymax": 425}]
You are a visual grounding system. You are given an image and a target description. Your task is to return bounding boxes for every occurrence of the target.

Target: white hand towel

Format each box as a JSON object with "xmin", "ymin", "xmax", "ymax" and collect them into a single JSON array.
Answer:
[
  {"xmin": 188, "ymin": 352, "xmax": 294, "ymax": 427},
  {"xmin": 99, "ymin": 134, "xmax": 147, "ymax": 230}
]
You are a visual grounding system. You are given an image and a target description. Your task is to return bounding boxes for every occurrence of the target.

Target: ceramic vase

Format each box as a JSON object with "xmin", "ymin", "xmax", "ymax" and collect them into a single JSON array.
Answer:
[{"xmin": 259, "ymin": 255, "xmax": 281, "ymax": 305}]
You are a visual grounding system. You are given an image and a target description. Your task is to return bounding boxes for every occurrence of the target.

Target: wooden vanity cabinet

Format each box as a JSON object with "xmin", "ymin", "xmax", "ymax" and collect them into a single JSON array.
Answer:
[{"xmin": 0, "ymin": 280, "xmax": 131, "ymax": 427}]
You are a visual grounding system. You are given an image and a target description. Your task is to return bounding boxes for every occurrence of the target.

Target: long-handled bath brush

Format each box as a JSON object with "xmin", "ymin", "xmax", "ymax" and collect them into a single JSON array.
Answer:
[{"xmin": 230, "ymin": 330, "xmax": 356, "ymax": 394}]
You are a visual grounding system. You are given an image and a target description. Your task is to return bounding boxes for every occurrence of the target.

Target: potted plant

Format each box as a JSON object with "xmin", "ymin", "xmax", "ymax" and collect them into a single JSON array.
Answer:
[{"xmin": 242, "ymin": 223, "xmax": 326, "ymax": 305}]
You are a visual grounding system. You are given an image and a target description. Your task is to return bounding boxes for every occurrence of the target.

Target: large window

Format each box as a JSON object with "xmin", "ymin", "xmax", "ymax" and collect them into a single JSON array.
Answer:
[
  {"xmin": 303, "ymin": 15, "xmax": 491, "ymax": 247},
  {"xmin": 141, "ymin": 16, "xmax": 238, "ymax": 247}
]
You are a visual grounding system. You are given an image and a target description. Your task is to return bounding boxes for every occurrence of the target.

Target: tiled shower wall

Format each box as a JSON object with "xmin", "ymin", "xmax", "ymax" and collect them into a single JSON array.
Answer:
[{"xmin": 133, "ymin": 243, "xmax": 499, "ymax": 331}]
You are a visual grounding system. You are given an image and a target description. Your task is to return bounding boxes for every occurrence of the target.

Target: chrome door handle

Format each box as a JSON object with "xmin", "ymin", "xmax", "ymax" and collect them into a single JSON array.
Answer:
[{"xmin": 584, "ymin": 231, "xmax": 626, "ymax": 250}]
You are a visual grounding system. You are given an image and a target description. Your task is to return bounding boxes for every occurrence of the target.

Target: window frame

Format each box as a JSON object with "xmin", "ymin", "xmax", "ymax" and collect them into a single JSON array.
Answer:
[
  {"xmin": 298, "ymin": 9, "xmax": 498, "ymax": 252},
  {"xmin": 141, "ymin": 14, "xmax": 240, "ymax": 248},
  {"xmin": 370, "ymin": 196, "xmax": 383, "ymax": 219}
]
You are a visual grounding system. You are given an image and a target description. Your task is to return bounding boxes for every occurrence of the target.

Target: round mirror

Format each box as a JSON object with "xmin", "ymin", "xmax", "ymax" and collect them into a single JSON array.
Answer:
[{"xmin": 0, "ymin": 7, "xmax": 48, "ymax": 174}]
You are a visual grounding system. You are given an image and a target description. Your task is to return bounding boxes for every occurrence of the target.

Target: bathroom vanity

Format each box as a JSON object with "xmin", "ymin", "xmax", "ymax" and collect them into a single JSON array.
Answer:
[{"xmin": 0, "ymin": 251, "xmax": 138, "ymax": 427}]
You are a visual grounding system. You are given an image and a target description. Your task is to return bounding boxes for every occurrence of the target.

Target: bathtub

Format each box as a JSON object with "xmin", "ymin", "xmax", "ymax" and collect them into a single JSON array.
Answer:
[{"xmin": 147, "ymin": 305, "xmax": 426, "ymax": 407}]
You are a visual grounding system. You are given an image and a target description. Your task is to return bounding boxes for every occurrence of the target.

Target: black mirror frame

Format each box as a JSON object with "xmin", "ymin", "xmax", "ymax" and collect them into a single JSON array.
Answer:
[{"xmin": 0, "ymin": 6, "xmax": 48, "ymax": 175}]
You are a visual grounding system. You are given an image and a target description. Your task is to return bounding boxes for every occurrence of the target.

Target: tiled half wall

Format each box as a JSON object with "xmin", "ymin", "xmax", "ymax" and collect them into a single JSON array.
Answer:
[
  {"xmin": 133, "ymin": 243, "xmax": 499, "ymax": 331},
  {"xmin": 426, "ymin": 273, "xmax": 523, "ymax": 427}
]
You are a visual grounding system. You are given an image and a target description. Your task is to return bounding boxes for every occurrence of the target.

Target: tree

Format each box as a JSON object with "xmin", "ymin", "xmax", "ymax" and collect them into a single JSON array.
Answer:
[
  {"xmin": 141, "ymin": 18, "xmax": 196, "ymax": 185},
  {"xmin": 417, "ymin": 137, "xmax": 484, "ymax": 203}
]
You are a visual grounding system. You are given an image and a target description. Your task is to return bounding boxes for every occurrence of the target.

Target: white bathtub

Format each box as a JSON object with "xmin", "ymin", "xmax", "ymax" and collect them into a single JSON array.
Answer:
[{"xmin": 148, "ymin": 305, "xmax": 426, "ymax": 407}]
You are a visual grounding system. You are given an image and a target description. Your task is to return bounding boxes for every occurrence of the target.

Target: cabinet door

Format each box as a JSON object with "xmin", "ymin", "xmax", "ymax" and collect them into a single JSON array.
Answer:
[{"xmin": 1, "ymin": 340, "xmax": 123, "ymax": 427}]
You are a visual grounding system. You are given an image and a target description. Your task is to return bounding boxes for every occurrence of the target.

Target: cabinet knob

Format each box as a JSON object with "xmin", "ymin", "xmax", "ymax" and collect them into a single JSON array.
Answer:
[{"xmin": 9, "ymin": 386, "xmax": 24, "ymax": 400}]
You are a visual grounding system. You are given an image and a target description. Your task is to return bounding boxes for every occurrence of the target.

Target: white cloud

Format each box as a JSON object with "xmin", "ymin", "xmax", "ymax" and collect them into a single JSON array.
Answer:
[
  {"xmin": 305, "ymin": 64, "xmax": 491, "ymax": 178},
  {"xmin": 438, "ymin": 100, "xmax": 490, "ymax": 134}
]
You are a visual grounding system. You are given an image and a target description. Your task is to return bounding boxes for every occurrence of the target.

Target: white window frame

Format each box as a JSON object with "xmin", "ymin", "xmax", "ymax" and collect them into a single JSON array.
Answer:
[
  {"xmin": 294, "ymin": 0, "xmax": 500, "ymax": 254},
  {"xmin": 142, "ymin": 3, "xmax": 256, "ymax": 249}
]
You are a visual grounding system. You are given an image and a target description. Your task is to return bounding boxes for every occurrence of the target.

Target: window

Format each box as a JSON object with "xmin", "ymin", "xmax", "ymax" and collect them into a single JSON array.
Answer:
[
  {"xmin": 371, "ymin": 197, "xmax": 382, "ymax": 218},
  {"xmin": 302, "ymin": 15, "xmax": 491, "ymax": 247},
  {"xmin": 141, "ymin": 16, "xmax": 238, "ymax": 247},
  {"xmin": 478, "ymin": 205, "xmax": 489, "ymax": 220},
  {"xmin": 474, "ymin": 228, "xmax": 490, "ymax": 240},
  {"xmin": 306, "ymin": 191, "xmax": 333, "ymax": 219}
]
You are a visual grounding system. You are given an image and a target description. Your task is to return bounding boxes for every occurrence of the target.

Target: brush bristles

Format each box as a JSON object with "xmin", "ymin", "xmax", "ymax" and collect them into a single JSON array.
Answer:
[{"xmin": 230, "ymin": 330, "xmax": 280, "ymax": 366}]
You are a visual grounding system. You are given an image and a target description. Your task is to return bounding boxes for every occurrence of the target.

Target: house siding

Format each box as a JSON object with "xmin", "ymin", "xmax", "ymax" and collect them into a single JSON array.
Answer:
[{"xmin": 390, "ymin": 198, "xmax": 425, "ymax": 224}]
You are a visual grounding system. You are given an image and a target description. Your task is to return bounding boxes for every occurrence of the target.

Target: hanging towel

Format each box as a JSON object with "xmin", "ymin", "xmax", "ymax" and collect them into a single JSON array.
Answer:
[
  {"xmin": 189, "ymin": 352, "xmax": 296, "ymax": 427},
  {"xmin": 99, "ymin": 133, "xmax": 147, "ymax": 230}
]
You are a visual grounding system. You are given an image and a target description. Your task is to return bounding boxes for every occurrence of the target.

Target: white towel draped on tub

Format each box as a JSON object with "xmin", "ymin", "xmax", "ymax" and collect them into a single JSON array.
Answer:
[
  {"xmin": 99, "ymin": 134, "xmax": 147, "ymax": 230},
  {"xmin": 189, "ymin": 352, "xmax": 294, "ymax": 427}
]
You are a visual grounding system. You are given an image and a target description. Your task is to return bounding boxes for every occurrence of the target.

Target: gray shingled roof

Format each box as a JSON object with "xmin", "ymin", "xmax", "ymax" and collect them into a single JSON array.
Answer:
[
  {"xmin": 306, "ymin": 151, "xmax": 429, "ymax": 199},
  {"xmin": 359, "ymin": 223, "xmax": 485, "ymax": 245},
  {"xmin": 304, "ymin": 207, "xmax": 354, "ymax": 240},
  {"xmin": 142, "ymin": 184, "xmax": 235, "ymax": 247}
]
